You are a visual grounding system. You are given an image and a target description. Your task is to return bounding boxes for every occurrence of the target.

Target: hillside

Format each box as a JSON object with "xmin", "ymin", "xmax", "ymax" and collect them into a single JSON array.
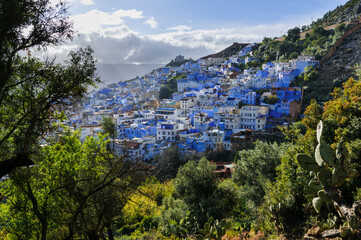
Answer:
[
  {"xmin": 294, "ymin": 19, "xmax": 361, "ymax": 105},
  {"xmin": 311, "ymin": 0, "xmax": 361, "ymax": 27},
  {"xmin": 200, "ymin": 42, "xmax": 251, "ymax": 59}
]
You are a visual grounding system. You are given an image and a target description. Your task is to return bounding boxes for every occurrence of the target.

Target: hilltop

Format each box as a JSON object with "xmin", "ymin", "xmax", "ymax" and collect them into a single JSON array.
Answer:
[
  {"xmin": 311, "ymin": 0, "xmax": 361, "ymax": 27},
  {"xmin": 200, "ymin": 42, "xmax": 251, "ymax": 59}
]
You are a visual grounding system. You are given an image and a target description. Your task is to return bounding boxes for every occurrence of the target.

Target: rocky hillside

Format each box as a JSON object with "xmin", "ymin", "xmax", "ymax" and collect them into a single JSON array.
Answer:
[
  {"xmin": 311, "ymin": 0, "xmax": 361, "ymax": 27},
  {"xmin": 200, "ymin": 42, "xmax": 251, "ymax": 59},
  {"xmin": 302, "ymin": 20, "xmax": 361, "ymax": 105}
]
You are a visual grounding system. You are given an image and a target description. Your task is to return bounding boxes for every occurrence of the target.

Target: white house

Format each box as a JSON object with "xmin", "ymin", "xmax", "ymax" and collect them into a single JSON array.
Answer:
[
  {"xmin": 239, "ymin": 105, "xmax": 269, "ymax": 131},
  {"xmin": 180, "ymin": 96, "xmax": 198, "ymax": 109},
  {"xmin": 156, "ymin": 122, "xmax": 179, "ymax": 141}
]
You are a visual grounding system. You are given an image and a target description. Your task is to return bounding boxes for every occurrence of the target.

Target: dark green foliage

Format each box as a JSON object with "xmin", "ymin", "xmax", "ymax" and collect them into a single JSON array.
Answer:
[
  {"xmin": 155, "ymin": 145, "xmax": 184, "ymax": 181},
  {"xmin": 159, "ymin": 74, "xmax": 186, "ymax": 99},
  {"xmin": 158, "ymin": 197, "xmax": 190, "ymax": 236},
  {"xmin": 173, "ymin": 158, "xmax": 239, "ymax": 229},
  {"xmin": 263, "ymin": 95, "xmax": 279, "ymax": 104},
  {"xmin": 233, "ymin": 141, "xmax": 292, "ymax": 218},
  {"xmin": 245, "ymin": 59, "xmax": 262, "ymax": 69},
  {"xmin": 285, "ymin": 27, "xmax": 301, "ymax": 42},
  {"xmin": 159, "ymin": 86, "xmax": 172, "ymax": 99},
  {"xmin": 206, "ymin": 150, "xmax": 237, "ymax": 163},
  {"xmin": 257, "ymin": 144, "xmax": 308, "ymax": 237},
  {"xmin": 293, "ymin": 122, "xmax": 307, "ymax": 135},
  {"xmin": 165, "ymin": 59, "xmax": 195, "ymax": 67},
  {"xmin": 238, "ymin": 100, "xmax": 245, "ymax": 109},
  {"xmin": 252, "ymin": 21, "xmax": 347, "ymax": 67},
  {"xmin": 101, "ymin": 117, "xmax": 117, "ymax": 138}
]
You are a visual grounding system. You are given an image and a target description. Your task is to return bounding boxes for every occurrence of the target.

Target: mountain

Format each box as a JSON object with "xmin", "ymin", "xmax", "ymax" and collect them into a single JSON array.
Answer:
[
  {"xmin": 200, "ymin": 42, "xmax": 251, "ymax": 59},
  {"xmin": 95, "ymin": 62, "xmax": 163, "ymax": 87}
]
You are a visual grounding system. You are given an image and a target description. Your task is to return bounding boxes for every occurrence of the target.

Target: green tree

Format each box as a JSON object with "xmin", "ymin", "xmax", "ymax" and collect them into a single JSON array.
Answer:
[
  {"xmin": 159, "ymin": 86, "xmax": 171, "ymax": 99},
  {"xmin": 101, "ymin": 117, "xmax": 117, "ymax": 139},
  {"xmin": 285, "ymin": 27, "xmax": 301, "ymax": 42},
  {"xmin": 155, "ymin": 145, "xmax": 183, "ymax": 181},
  {"xmin": 0, "ymin": 130, "xmax": 146, "ymax": 239},
  {"xmin": 0, "ymin": 0, "xmax": 99, "ymax": 177},
  {"xmin": 101, "ymin": 116, "xmax": 117, "ymax": 152},
  {"xmin": 302, "ymin": 99, "xmax": 323, "ymax": 130},
  {"xmin": 232, "ymin": 141, "xmax": 291, "ymax": 218},
  {"xmin": 263, "ymin": 95, "xmax": 279, "ymax": 104},
  {"xmin": 173, "ymin": 158, "xmax": 239, "ymax": 229}
]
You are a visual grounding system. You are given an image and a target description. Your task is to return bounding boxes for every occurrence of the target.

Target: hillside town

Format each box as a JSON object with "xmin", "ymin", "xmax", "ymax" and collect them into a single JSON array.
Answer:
[{"xmin": 65, "ymin": 43, "xmax": 318, "ymax": 162}]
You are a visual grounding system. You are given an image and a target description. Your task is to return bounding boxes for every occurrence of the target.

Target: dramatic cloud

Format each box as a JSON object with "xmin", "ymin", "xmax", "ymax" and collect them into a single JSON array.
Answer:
[
  {"xmin": 80, "ymin": 0, "xmax": 95, "ymax": 6},
  {"xmin": 70, "ymin": 9, "xmax": 144, "ymax": 34},
  {"xmin": 144, "ymin": 17, "xmax": 159, "ymax": 29},
  {"xmin": 37, "ymin": 22, "xmax": 295, "ymax": 67},
  {"xmin": 35, "ymin": 6, "xmax": 297, "ymax": 67}
]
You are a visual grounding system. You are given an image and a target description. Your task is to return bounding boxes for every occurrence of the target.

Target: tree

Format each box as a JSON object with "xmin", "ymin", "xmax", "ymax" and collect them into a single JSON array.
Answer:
[
  {"xmin": 155, "ymin": 145, "xmax": 184, "ymax": 181},
  {"xmin": 0, "ymin": 0, "xmax": 99, "ymax": 177},
  {"xmin": 258, "ymin": 78, "xmax": 361, "ymax": 237},
  {"xmin": 101, "ymin": 117, "xmax": 117, "ymax": 139},
  {"xmin": 263, "ymin": 95, "xmax": 279, "ymax": 104},
  {"xmin": 0, "ymin": 0, "xmax": 73, "ymax": 85},
  {"xmin": 101, "ymin": 116, "xmax": 117, "ymax": 151},
  {"xmin": 0, "ymin": 130, "xmax": 147, "ymax": 240},
  {"xmin": 173, "ymin": 158, "xmax": 239, "ymax": 229},
  {"xmin": 323, "ymin": 78, "xmax": 361, "ymax": 142},
  {"xmin": 285, "ymin": 27, "xmax": 301, "ymax": 42},
  {"xmin": 302, "ymin": 99, "xmax": 323, "ymax": 130},
  {"xmin": 159, "ymin": 86, "xmax": 171, "ymax": 99},
  {"xmin": 232, "ymin": 141, "xmax": 291, "ymax": 218}
]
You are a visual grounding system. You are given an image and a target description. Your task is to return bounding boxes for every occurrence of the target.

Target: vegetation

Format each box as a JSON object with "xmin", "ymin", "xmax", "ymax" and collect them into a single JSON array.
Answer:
[
  {"xmin": 252, "ymin": 21, "xmax": 349, "ymax": 68},
  {"xmin": 263, "ymin": 95, "xmax": 279, "ymax": 104},
  {"xmin": 165, "ymin": 59, "xmax": 195, "ymax": 67},
  {"xmin": 309, "ymin": 0, "xmax": 361, "ymax": 28},
  {"xmin": 232, "ymin": 141, "xmax": 292, "ymax": 219},
  {"xmin": 0, "ymin": 0, "xmax": 99, "ymax": 178},
  {"xmin": 0, "ymin": 131, "xmax": 147, "ymax": 239},
  {"xmin": 159, "ymin": 74, "xmax": 186, "ymax": 99},
  {"xmin": 2, "ymin": 0, "xmax": 361, "ymax": 239}
]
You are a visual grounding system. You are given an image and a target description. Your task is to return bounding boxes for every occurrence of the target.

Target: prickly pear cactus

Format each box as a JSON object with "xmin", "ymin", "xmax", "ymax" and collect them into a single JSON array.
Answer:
[
  {"xmin": 196, "ymin": 217, "xmax": 231, "ymax": 240},
  {"xmin": 296, "ymin": 121, "xmax": 361, "ymax": 237},
  {"xmin": 296, "ymin": 121, "xmax": 357, "ymax": 214}
]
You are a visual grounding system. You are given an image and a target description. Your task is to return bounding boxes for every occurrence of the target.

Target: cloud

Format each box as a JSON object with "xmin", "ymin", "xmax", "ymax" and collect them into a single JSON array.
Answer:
[
  {"xmin": 70, "ymin": 10, "xmax": 124, "ymax": 33},
  {"xmin": 80, "ymin": 0, "xmax": 95, "ymax": 5},
  {"xmin": 147, "ymin": 24, "xmax": 290, "ymax": 54},
  {"xmin": 69, "ymin": 8, "xmax": 144, "ymax": 34},
  {"xmin": 144, "ymin": 17, "xmax": 158, "ymax": 29},
  {"xmin": 35, "ymin": 14, "xmax": 296, "ymax": 67},
  {"xmin": 167, "ymin": 25, "xmax": 192, "ymax": 31},
  {"xmin": 114, "ymin": 9, "xmax": 144, "ymax": 19}
]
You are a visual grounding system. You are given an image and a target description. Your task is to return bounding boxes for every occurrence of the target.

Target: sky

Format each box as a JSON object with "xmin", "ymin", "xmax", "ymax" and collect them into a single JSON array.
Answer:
[{"xmin": 46, "ymin": 0, "xmax": 349, "ymax": 66}]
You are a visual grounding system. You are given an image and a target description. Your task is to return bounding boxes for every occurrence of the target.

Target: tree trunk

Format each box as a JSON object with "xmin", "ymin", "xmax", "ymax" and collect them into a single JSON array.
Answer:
[
  {"xmin": 0, "ymin": 152, "xmax": 34, "ymax": 178},
  {"xmin": 87, "ymin": 230, "xmax": 100, "ymax": 240},
  {"xmin": 41, "ymin": 220, "xmax": 48, "ymax": 240},
  {"xmin": 107, "ymin": 225, "xmax": 114, "ymax": 240}
]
